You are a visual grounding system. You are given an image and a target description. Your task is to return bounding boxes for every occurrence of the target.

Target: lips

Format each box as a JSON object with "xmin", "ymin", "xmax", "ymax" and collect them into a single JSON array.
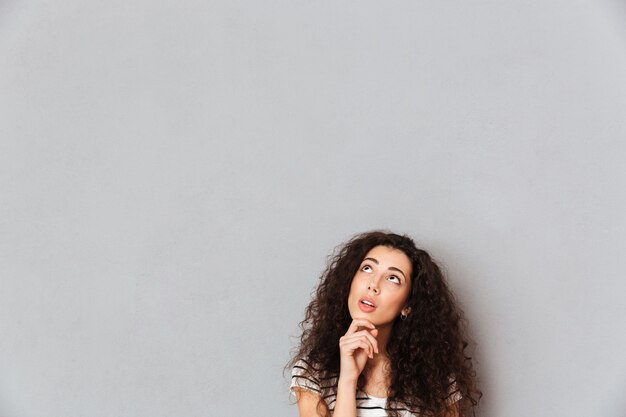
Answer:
[
  {"xmin": 360, "ymin": 297, "xmax": 376, "ymax": 308},
  {"xmin": 358, "ymin": 297, "xmax": 377, "ymax": 312}
]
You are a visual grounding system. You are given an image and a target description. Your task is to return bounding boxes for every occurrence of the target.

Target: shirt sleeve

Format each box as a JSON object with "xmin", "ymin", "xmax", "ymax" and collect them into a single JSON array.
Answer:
[
  {"xmin": 445, "ymin": 377, "xmax": 463, "ymax": 406},
  {"xmin": 290, "ymin": 358, "xmax": 322, "ymax": 396}
]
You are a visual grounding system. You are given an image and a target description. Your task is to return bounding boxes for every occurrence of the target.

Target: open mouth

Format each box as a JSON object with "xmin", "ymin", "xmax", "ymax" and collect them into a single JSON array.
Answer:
[{"xmin": 359, "ymin": 298, "xmax": 376, "ymax": 309}]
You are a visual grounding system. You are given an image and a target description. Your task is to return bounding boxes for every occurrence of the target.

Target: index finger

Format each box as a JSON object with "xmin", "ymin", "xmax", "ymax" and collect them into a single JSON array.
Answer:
[{"xmin": 346, "ymin": 318, "xmax": 376, "ymax": 334}]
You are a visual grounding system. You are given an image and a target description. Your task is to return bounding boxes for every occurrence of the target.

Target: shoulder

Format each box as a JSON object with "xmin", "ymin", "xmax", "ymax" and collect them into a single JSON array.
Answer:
[
  {"xmin": 445, "ymin": 376, "xmax": 463, "ymax": 406},
  {"xmin": 290, "ymin": 358, "xmax": 339, "ymax": 407},
  {"xmin": 290, "ymin": 358, "xmax": 324, "ymax": 395},
  {"xmin": 290, "ymin": 358, "xmax": 337, "ymax": 416}
]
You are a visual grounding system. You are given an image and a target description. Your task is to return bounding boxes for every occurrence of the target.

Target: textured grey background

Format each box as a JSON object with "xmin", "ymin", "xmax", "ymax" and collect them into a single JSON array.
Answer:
[{"xmin": 2, "ymin": 1, "xmax": 626, "ymax": 416}]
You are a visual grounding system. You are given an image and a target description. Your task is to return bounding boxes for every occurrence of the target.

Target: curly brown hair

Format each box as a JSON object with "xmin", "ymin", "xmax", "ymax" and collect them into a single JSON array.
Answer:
[{"xmin": 286, "ymin": 230, "xmax": 482, "ymax": 417}]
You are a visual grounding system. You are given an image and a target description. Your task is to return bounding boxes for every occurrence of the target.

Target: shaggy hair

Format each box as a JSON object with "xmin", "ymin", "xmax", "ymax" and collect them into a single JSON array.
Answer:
[{"xmin": 286, "ymin": 230, "xmax": 482, "ymax": 417}]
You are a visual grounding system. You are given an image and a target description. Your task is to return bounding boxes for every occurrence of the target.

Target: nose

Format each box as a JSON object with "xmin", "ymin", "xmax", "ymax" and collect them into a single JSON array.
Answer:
[{"xmin": 367, "ymin": 280, "xmax": 380, "ymax": 295}]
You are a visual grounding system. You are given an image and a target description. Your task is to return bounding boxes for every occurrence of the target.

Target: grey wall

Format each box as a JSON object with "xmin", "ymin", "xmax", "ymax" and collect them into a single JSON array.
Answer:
[{"xmin": 2, "ymin": 1, "xmax": 626, "ymax": 416}]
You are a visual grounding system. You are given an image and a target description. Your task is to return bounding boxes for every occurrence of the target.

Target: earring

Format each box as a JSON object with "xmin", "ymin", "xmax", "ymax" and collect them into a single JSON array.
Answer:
[{"xmin": 400, "ymin": 312, "xmax": 408, "ymax": 321}]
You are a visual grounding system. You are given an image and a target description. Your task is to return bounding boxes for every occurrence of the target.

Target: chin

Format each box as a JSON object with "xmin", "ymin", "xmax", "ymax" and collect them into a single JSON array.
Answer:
[
  {"xmin": 351, "ymin": 312, "xmax": 378, "ymax": 324},
  {"xmin": 349, "ymin": 311, "xmax": 366, "ymax": 320}
]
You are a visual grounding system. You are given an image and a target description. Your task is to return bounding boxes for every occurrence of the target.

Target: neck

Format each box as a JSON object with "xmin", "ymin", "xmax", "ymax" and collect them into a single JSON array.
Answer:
[
  {"xmin": 362, "ymin": 325, "xmax": 394, "ymax": 397},
  {"xmin": 364, "ymin": 322, "xmax": 393, "ymax": 372},
  {"xmin": 373, "ymin": 322, "xmax": 393, "ymax": 356}
]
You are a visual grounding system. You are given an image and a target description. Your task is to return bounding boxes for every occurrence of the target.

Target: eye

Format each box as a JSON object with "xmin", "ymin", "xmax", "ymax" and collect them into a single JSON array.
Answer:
[
  {"xmin": 387, "ymin": 275, "xmax": 401, "ymax": 284},
  {"xmin": 361, "ymin": 264, "xmax": 373, "ymax": 273}
]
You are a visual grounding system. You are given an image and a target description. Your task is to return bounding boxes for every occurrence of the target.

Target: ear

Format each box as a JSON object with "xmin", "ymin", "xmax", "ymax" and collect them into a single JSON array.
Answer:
[{"xmin": 401, "ymin": 306, "xmax": 411, "ymax": 316}]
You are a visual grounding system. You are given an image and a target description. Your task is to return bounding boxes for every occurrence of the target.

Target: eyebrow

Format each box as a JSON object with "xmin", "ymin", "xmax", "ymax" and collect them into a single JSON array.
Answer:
[{"xmin": 363, "ymin": 257, "xmax": 407, "ymax": 280}]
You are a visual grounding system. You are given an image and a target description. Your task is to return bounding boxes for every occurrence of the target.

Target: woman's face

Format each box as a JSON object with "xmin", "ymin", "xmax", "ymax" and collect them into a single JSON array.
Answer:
[{"xmin": 347, "ymin": 245, "xmax": 412, "ymax": 327}]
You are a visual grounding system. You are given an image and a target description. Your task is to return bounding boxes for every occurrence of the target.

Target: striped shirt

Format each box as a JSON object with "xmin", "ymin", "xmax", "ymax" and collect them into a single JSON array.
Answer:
[{"xmin": 290, "ymin": 358, "xmax": 462, "ymax": 417}]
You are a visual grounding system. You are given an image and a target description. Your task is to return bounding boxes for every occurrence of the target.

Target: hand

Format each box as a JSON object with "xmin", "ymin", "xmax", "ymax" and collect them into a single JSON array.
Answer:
[{"xmin": 338, "ymin": 318, "xmax": 379, "ymax": 382}]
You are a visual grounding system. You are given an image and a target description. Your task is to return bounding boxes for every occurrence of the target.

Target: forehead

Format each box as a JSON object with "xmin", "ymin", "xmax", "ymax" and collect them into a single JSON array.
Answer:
[{"xmin": 363, "ymin": 245, "xmax": 412, "ymax": 274}]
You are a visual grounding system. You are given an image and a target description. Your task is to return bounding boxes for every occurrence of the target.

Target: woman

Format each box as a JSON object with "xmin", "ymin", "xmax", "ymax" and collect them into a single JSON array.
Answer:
[{"xmin": 286, "ymin": 231, "xmax": 481, "ymax": 417}]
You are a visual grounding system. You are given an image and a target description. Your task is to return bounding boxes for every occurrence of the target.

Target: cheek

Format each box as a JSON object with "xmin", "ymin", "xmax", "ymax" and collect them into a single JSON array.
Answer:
[
  {"xmin": 348, "ymin": 279, "xmax": 359, "ymax": 300},
  {"xmin": 388, "ymin": 289, "xmax": 410, "ymax": 310},
  {"xmin": 349, "ymin": 275, "xmax": 364, "ymax": 291}
]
